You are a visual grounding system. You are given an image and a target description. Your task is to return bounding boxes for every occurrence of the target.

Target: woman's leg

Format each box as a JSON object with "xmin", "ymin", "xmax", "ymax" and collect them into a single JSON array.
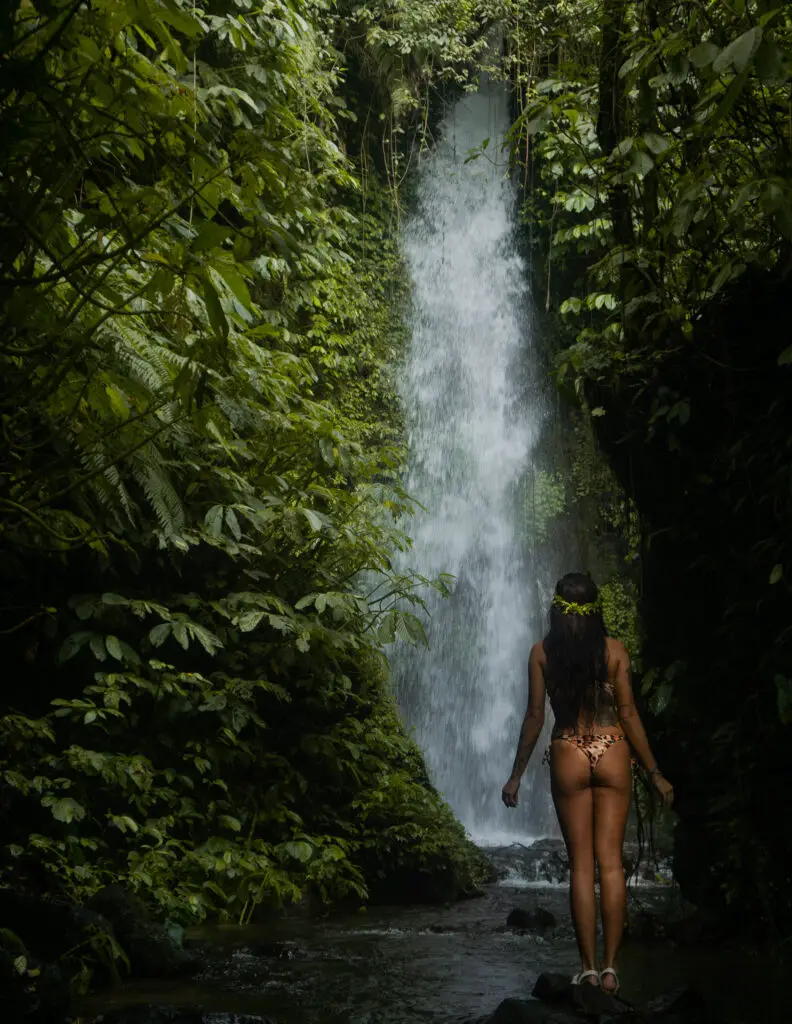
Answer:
[
  {"xmin": 592, "ymin": 742, "xmax": 632, "ymax": 990},
  {"xmin": 550, "ymin": 741, "xmax": 597, "ymax": 980}
]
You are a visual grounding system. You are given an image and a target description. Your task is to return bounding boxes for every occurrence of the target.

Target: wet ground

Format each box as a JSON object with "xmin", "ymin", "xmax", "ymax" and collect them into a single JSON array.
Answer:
[{"xmin": 77, "ymin": 845, "xmax": 790, "ymax": 1024}]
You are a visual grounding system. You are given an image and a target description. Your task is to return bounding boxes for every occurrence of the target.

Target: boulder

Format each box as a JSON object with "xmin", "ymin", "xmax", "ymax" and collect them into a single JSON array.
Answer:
[
  {"xmin": 531, "ymin": 973, "xmax": 572, "ymax": 1002},
  {"xmin": 85, "ymin": 886, "xmax": 198, "ymax": 979},
  {"xmin": 506, "ymin": 907, "xmax": 557, "ymax": 933},
  {"xmin": 571, "ymin": 982, "xmax": 633, "ymax": 1017},
  {"xmin": 489, "ymin": 998, "xmax": 553, "ymax": 1024}
]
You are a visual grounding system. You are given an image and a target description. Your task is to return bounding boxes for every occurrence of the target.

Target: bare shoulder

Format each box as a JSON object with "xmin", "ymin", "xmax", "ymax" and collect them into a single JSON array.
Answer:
[
  {"xmin": 605, "ymin": 637, "xmax": 629, "ymax": 664},
  {"xmin": 530, "ymin": 640, "xmax": 547, "ymax": 665}
]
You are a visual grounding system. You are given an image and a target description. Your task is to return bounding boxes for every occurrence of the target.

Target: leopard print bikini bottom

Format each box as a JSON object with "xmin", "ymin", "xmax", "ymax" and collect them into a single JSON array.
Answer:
[{"xmin": 542, "ymin": 732, "xmax": 630, "ymax": 773}]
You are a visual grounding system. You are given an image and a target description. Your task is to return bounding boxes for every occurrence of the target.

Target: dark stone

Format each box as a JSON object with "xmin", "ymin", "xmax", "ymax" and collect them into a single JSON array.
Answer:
[
  {"xmin": 572, "ymin": 984, "xmax": 636, "ymax": 1018},
  {"xmin": 243, "ymin": 940, "xmax": 298, "ymax": 959},
  {"xmin": 531, "ymin": 973, "xmax": 572, "ymax": 1002},
  {"xmin": 85, "ymin": 886, "xmax": 199, "ymax": 979},
  {"xmin": 488, "ymin": 998, "xmax": 553, "ymax": 1024},
  {"xmin": 507, "ymin": 906, "xmax": 557, "ymax": 932}
]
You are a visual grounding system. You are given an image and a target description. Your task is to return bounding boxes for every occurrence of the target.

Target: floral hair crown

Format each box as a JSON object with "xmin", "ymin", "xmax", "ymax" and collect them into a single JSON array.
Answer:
[{"xmin": 552, "ymin": 593, "xmax": 601, "ymax": 616}]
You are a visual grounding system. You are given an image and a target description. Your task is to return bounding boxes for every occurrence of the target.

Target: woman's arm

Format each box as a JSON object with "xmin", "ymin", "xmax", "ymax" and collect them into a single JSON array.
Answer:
[
  {"xmin": 502, "ymin": 644, "xmax": 546, "ymax": 807},
  {"xmin": 612, "ymin": 641, "xmax": 674, "ymax": 806}
]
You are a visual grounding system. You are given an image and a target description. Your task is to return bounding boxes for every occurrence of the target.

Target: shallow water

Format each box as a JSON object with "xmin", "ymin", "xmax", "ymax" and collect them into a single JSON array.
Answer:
[{"xmin": 78, "ymin": 849, "xmax": 790, "ymax": 1024}]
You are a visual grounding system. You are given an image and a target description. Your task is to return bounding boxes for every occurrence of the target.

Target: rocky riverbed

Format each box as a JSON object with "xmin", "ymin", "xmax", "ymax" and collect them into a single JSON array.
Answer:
[{"xmin": 71, "ymin": 842, "xmax": 789, "ymax": 1024}]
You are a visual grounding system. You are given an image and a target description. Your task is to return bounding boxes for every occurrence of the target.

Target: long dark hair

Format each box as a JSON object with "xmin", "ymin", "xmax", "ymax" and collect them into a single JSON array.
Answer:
[{"xmin": 542, "ymin": 572, "xmax": 608, "ymax": 729}]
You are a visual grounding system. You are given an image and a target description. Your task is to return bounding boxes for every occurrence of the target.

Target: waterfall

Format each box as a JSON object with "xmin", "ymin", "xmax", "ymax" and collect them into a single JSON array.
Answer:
[{"xmin": 393, "ymin": 77, "xmax": 561, "ymax": 843}]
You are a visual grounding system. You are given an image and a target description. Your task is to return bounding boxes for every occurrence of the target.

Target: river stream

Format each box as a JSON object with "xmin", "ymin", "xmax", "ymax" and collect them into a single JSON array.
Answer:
[{"xmin": 78, "ymin": 844, "xmax": 789, "ymax": 1024}]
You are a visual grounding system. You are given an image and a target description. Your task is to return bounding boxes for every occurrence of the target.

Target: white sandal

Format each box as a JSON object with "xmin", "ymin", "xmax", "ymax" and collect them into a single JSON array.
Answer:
[
  {"xmin": 599, "ymin": 967, "xmax": 620, "ymax": 994},
  {"xmin": 572, "ymin": 969, "xmax": 600, "ymax": 986}
]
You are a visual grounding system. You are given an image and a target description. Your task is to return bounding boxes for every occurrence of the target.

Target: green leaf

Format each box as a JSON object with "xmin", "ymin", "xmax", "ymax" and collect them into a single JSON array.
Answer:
[
  {"xmin": 611, "ymin": 137, "xmax": 634, "ymax": 159},
  {"xmin": 205, "ymin": 505, "xmax": 224, "ymax": 537},
  {"xmin": 643, "ymin": 132, "xmax": 671, "ymax": 156},
  {"xmin": 49, "ymin": 797, "xmax": 86, "ymax": 824},
  {"xmin": 225, "ymin": 507, "xmax": 242, "ymax": 540},
  {"xmin": 101, "ymin": 593, "xmax": 128, "ymax": 607},
  {"xmin": 172, "ymin": 622, "xmax": 189, "ymax": 649},
  {"xmin": 301, "ymin": 508, "xmax": 326, "ymax": 532},
  {"xmin": 649, "ymin": 681, "xmax": 673, "ymax": 715},
  {"xmin": 754, "ymin": 40, "xmax": 784, "ymax": 83},
  {"xmin": 214, "ymin": 264, "xmax": 253, "ymax": 315},
  {"xmin": 689, "ymin": 41, "xmax": 720, "ymax": 69},
  {"xmin": 712, "ymin": 27, "xmax": 762, "ymax": 75},
  {"xmin": 105, "ymin": 635, "xmax": 124, "ymax": 661},
  {"xmin": 110, "ymin": 815, "xmax": 139, "ymax": 834},
  {"xmin": 778, "ymin": 347, "xmax": 792, "ymax": 367},
  {"xmin": 58, "ymin": 632, "xmax": 92, "ymax": 663},
  {"xmin": 237, "ymin": 610, "xmax": 265, "ymax": 632},
  {"xmin": 89, "ymin": 635, "xmax": 107, "ymax": 662},
  {"xmin": 282, "ymin": 840, "xmax": 313, "ymax": 863},
  {"xmin": 769, "ymin": 564, "xmax": 783, "ymax": 584},
  {"xmin": 775, "ymin": 676, "xmax": 792, "ymax": 725},
  {"xmin": 149, "ymin": 623, "xmax": 172, "ymax": 647},
  {"xmin": 202, "ymin": 279, "xmax": 229, "ymax": 340},
  {"xmin": 705, "ymin": 70, "xmax": 750, "ymax": 131},
  {"xmin": 192, "ymin": 221, "xmax": 233, "ymax": 252}
]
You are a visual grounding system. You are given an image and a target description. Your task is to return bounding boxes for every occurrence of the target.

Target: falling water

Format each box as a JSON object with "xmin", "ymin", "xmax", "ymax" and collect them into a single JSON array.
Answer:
[{"xmin": 393, "ymin": 76, "xmax": 560, "ymax": 843}]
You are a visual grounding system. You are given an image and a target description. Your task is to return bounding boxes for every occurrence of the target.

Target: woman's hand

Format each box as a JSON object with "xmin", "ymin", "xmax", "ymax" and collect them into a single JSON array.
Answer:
[
  {"xmin": 502, "ymin": 778, "xmax": 520, "ymax": 808},
  {"xmin": 652, "ymin": 772, "xmax": 674, "ymax": 808}
]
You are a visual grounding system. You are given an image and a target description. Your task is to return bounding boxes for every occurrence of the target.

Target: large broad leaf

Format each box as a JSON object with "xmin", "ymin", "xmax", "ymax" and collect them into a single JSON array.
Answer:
[
  {"xmin": 237, "ymin": 610, "xmax": 266, "ymax": 632},
  {"xmin": 282, "ymin": 840, "xmax": 313, "ymax": 863},
  {"xmin": 689, "ymin": 41, "xmax": 720, "ymax": 69},
  {"xmin": 105, "ymin": 635, "xmax": 124, "ymax": 661},
  {"xmin": 49, "ymin": 798, "xmax": 87, "ymax": 824},
  {"xmin": 201, "ymin": 279, "xmax": 229, "ymax": 340},
  {"xmin": 149, "ymin": 623, "xmax": 173, "ymax": 647},
  {"xmin": 712, "ymin": 27, "xmax": 762, "ymax": 75}
]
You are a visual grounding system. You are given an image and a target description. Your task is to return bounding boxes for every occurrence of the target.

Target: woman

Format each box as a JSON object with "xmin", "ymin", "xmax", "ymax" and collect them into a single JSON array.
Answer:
[{"xmin": 501, "ymin": 573, "xmax": 673, "ymax": 994}]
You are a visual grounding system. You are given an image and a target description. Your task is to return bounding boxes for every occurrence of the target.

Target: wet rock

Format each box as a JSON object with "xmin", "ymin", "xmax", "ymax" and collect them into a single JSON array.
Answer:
[
  {"xmin": 571, "ymin": 983, "xmax": 634, "ymax": 1017},
  {"xmin": 488, "ymin": 998, "xmax": 552, "ymax": 1024},
  {"xmin": 488, "ymin": 840, "xmax": 569, "ymax": 886},
  {"xmin": 86, "ymin": 886, "xmax": 198, "ymax": 978},
  {"xmin": 507, "ymin": 906, "xmax": 557, "ymax": 933},
  {"xmin": 241, "ymin": 940, "xmax": 298, "ymax": 959},
  {"xmin": 531, "ymin": 973, "xmax": 572, "ymax": 1002}
]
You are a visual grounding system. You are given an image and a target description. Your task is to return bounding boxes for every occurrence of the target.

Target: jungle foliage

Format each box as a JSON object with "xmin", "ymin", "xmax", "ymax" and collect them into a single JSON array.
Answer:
[
  {"xmin": 0, "ymin": 0, "xmax": 496, "ymax": 985},
  {"xmin": 503, "ymin": 0, "xmax": 792, "ymax": 936}
]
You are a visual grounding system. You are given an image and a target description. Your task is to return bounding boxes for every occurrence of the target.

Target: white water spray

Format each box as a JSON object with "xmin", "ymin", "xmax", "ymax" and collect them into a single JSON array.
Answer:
[{"xmin": 393, "ymin": 77, "xmax": 561, "ymax": 843}]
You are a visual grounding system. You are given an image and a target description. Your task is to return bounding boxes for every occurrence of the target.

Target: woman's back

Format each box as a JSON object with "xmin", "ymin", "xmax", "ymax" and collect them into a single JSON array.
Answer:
[{"xmin": 542, "ymin": 636, "xmax": 623, "ymax": 735}]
